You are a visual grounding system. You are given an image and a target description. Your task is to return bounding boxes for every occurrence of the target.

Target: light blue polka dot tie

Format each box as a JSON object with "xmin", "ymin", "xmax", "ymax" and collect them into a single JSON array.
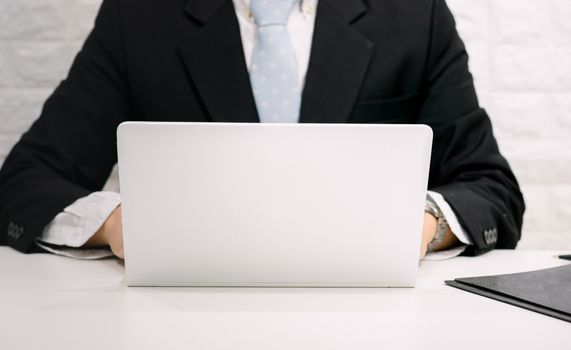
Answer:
[{"xmin": 249, "ymin": 0, "xmax": 301, "ymax": 123}]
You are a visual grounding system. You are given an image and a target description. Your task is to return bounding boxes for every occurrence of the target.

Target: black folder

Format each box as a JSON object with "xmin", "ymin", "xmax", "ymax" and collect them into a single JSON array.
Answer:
[{"xmin": 446, "ymin": 264, "xmax": 571, "ymax": 323}]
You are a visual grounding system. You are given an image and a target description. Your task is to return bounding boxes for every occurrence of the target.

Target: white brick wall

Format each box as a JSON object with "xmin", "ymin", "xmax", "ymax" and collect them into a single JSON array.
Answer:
[
  {"xmin": 0, "ymin": 0, "xmax": 101, "ymax": 162},
  {"xmin": 0, "ymin": 0, "xmax": 570, "ymax": 250},
  {"xmin": 449, "ymin": 0, "xmax": 571, "ymax": 249}
]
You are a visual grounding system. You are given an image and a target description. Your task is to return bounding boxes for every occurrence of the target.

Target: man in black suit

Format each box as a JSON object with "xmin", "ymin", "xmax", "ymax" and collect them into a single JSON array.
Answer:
[{"xmin": 0, "ymin": 0, "xmax": 524, "ymax": 259}]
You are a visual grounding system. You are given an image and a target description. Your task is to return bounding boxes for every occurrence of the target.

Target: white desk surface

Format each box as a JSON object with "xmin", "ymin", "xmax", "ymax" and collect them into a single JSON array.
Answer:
[{"xmin": 0, "ymin": 248, "xmax": 570, "ymax": 349}]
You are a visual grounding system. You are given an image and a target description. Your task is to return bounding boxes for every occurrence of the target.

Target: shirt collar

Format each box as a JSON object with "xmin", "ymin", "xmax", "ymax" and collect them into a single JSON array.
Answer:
[{"xmin": 233, "ymin": 0, "xmax": 318, "ymax": 22}]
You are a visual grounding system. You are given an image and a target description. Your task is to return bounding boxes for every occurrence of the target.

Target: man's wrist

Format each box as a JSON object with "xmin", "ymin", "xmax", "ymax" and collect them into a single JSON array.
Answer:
[
  {"xmin": 422, "ymin": 213, "xmax": 438, "ymax": 244},
  {"xmin": 103, "ymin": 206, "xmax": 121, "ymax": 244},
  {"xmin": 83, "ymin": 206, "xmax": 119, "ymax": 248},
  {"xmin": 84, "ymin": 225, "xmax": 109, "ymax": 248},
  {"xmin": 425, "ymin": 196, "xmax": 451, "ymax": 252}
]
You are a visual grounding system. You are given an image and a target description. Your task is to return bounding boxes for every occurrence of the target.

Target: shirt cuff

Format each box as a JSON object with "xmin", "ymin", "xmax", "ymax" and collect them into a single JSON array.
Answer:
[
  {"xmin": 36, "ymin": 241, "xmax": 114, "ymax": 260},
  {"xmin": 36, "ymin": 191, "xmax": 121, "ymax": 259},
  {"xmin": 424, "ymin": 245, "xmax": 467, "ymax": 261}
]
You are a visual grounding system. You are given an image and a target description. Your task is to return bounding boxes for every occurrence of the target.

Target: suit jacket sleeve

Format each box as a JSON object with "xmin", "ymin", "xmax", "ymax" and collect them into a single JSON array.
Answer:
[
  {"xmin": 0, "ymin": 0, "xmax": 128, "ymax": 253},
  {"xmin": 419, "ymin": 0, "xmax": 525, "ymax": 256}
]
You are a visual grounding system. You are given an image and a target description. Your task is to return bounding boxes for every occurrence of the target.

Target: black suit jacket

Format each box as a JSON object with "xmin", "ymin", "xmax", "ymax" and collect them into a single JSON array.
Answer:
[{"xmin": 0, "ymin": 0, "xmax": 524, "ymax": 256}]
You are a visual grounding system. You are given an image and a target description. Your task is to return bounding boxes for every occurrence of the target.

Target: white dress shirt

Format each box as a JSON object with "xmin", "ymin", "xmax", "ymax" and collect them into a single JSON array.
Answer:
[{"xmin": 37, "ymin": 0, "xmax": 472, "ymax": 259}]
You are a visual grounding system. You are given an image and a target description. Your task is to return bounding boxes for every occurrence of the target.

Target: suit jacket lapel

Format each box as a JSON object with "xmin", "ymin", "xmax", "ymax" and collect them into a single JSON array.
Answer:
[
  {"xmin": 300, "ymin": 0, "xmax": 374, "ymax": 123},
  {"xmin": 179, "ymin": 0, "xmax": 259, "ymax": 123}
]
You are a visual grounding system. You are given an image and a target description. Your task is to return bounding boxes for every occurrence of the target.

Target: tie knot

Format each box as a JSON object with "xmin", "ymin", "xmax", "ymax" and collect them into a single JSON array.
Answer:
[{"xmin": 250, "ymin": 0, "xmax": 299, "ymax": 27}]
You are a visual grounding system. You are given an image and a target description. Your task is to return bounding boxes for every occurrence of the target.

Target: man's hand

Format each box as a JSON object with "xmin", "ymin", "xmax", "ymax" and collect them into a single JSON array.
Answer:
[
  {"xmin": 85, "ymin": 206, "xmax": 458, "ymax": 260},
  {"xmin": 420, "ymin": 212, "xmax": 459, "ymax": 259},
  {"xmin": 83, "ymin": 206, "xmax": 124, "ymax": 259}
]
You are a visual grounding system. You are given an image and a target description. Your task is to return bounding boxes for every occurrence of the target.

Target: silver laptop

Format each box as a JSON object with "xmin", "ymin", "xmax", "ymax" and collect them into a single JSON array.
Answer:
[{"xmin": 117, "ymin": 122, "xmax": 433, "ymax": 287}]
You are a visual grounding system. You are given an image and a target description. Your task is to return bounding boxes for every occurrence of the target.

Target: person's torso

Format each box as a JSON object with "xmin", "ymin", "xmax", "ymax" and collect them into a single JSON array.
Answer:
[{"xmin": 115, "ymin": 0, "xmax": 432, "ymax": 124}]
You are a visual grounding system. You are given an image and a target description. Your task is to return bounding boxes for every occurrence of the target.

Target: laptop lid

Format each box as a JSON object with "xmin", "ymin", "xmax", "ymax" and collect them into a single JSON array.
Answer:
[{"xmin": 117, "ymin": 122, "xmax": 433, "ymax": 287}]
